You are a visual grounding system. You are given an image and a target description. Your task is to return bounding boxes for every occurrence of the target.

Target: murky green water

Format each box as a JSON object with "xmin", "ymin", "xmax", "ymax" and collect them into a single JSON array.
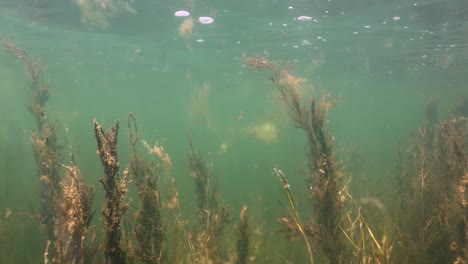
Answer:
[{"xmin": 0, "ymin": 0, "xmax": 467, "ymax": 263}]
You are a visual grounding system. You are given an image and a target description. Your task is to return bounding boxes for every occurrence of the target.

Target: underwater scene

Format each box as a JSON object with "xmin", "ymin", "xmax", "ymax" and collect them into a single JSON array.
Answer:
[{"xmin": 0, "ymin": 0, "xmax": 467, "ymax": 263}]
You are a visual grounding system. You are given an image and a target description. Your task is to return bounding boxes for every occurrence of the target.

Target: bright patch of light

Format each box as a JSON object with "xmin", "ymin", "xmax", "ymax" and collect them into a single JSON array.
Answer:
[
  {"xmin": 199, "ymin": 16, "xmax": 214, "ymax": 24},
  {"xmin": 174, "ymin": 10, "xmax": 190, "ymax": 17}
]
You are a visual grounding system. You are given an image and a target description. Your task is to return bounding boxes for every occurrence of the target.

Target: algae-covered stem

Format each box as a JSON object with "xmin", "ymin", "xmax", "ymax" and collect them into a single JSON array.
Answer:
[
  {"xmin": 274, "ymin": 168, "xmax": 315, "ymax": 264},
  {"xmin": 236, "ymin": 205, "xmax": 250, "ymax": 264},
  {"xmin": 93, "ymin": 119, "xmax": 128, "ymax": 264},
  {"xmin": 126, "ymin": 113, "xmax": 165, "ymax": 263}
]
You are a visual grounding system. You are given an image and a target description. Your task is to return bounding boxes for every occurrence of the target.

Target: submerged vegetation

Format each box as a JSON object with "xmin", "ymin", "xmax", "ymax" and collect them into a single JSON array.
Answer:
[{"xmin": 1, "ymin": 41, "xmax": 467, "ymax": 263}]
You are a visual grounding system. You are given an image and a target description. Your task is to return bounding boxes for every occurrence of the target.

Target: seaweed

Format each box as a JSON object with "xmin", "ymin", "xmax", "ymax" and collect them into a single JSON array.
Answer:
[
  {"xmin": 54, "ymin": 157, "xmax": 95, "ymax": 264},
  {"xmin": 242, "ymin": 55, "xmax": 349, "ymax": 263},
  {"xmin": 3, "ymin": 40, "xmax": 468, "ymax": 264},
  {"xmin": 1, "ymin": 39, "xmax": 62, "ymax": 261},
  {"xmin": 396, "ymin": 100, "xmax": 468, "ymax": 263},
  {"xmin": 126, "ymin": 113, "xmax": 165, "ymax": 263},
  {"xmin": 236, "ymin": 205, "xmax": 250, "ymax": 264},
  {"xmin": 274, "ymin": 168, "xmax": 315, "ymax": 264},
  {"xmin": 93, "ymin": 119, "xmax": 128, "ymax": 264},
  {"xmin": 187, "ymin": 134, "xmax": 232, "ymax": 263}
]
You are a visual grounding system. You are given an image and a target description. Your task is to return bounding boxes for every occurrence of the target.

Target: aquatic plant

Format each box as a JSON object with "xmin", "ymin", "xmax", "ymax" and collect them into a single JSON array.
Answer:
[
  {"xmin": 73, "ymin": 0, "xmax": 136, "ymax": 29},
  {"xmin": 126, "ymin": 113, "xmax": 165, "ymax": 263},
  {"xmin": 0, "ymin": 208, "xmax": 14, "ymax": 263},
  {"xmin": 236, "ymin": 205, "xmax": 250, "ymax": 264},
  {"xmin": 93, "ymin": 120, "xmax": 129, "ymax": 264},
  {"xmin": 187, "ymin": 134, "xmax": 232, "ymax": 263},
  {"xmin": 274, "ymin": 168, "xmax": 315, "ymax": 264},
  {"xmin": 1, "ymin": 40, "xmax": 63, "ymax": 261},
  {"xmin": 453, "ymin": 96, "xmax": 468, "ymax": 118},
  {"xmin": 340, "ymin": 196, "xmax": 396, "ymax": 264},
  {"xmin": 242, "ymin": 55, "xmax": 349, "ymax": 263},
  {"xmin": 179, "ymin": 18, "xmax": 194, "ymax": 38},
  {"xmin": 54, "ymin": 158, "xmax": 95, "ymax": 264},
  {"xmin": 437, "ymin": 116, "xmax": 468, "ymax": 262},
  {"xmin": 395, "ymin": 96, "xmax": 468, "ymax": 263},
  {"xmin": 3, "ymin": 38, "xmax": 468, "ymax": 264}
]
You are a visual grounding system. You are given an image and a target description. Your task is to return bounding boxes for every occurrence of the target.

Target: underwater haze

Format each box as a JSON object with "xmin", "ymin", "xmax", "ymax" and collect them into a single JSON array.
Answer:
[{"xmin": 0, "ymin": 0, "xmax": 467, "ymax": 263}]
